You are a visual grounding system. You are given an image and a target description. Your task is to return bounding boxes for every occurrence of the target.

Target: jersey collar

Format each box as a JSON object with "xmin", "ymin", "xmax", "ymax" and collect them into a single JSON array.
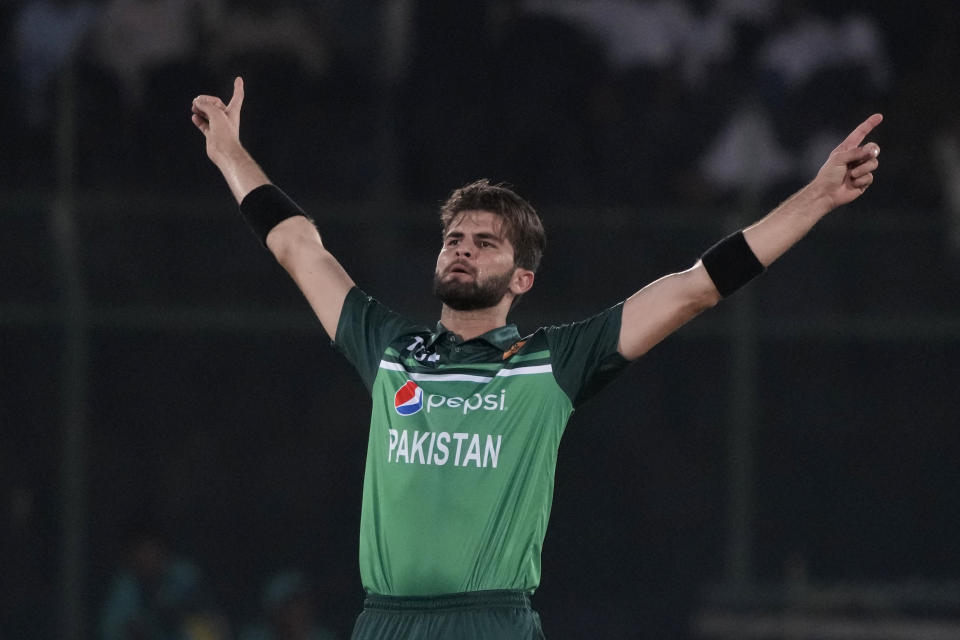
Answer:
[{"xmin": 429, "ymin": 322, "xmax": 521, "ymax": 351}]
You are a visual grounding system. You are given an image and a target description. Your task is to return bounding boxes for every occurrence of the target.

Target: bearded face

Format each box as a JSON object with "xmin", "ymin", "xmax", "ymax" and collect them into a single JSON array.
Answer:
[
  {"xmin": 434, "ymin": 210, "xmax": 523, "ymax": 311},
  {"xmin": 432, "ymin": 264, "xmax": 515, "ymax": 311}
]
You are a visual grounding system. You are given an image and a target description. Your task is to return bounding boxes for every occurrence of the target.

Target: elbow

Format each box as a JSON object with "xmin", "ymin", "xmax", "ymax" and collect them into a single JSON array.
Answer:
[
  {"xmin": 266, "ymin": 216, "xmax": 323, "ymax": 267},
  {"xmin": 678, "ymin": 288, "xmax": 719, "ymax": 327},
  {"xmin": 699, "ymin": 287, "xmax": 722, "ymax": 311},
  {"xmin": 688, "ymin": 261, "xmax": 722, "ymax": 311}
]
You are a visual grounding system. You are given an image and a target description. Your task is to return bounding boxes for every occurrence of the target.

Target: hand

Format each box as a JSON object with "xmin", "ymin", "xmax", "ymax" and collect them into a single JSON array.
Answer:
[
  {"xmin": 191, "ymin": 76, "xmax": 245, "ymax": 166},
  {"xmin": 814, "ymin": 113, "xmax": 883, "ymax": 209}
]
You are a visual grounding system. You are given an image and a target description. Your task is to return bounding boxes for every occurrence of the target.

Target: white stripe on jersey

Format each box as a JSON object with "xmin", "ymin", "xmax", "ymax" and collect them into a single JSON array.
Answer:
[
  {"xmin": 495, "ymin": 364, "xmax": 553, "ymax": 377},
  {"xmin": 378, "ymin": 360, "xmax": 552, "ymax": 382}
]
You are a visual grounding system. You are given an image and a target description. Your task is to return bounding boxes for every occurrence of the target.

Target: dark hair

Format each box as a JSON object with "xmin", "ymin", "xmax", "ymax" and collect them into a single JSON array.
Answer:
[{"xmin": 439, "ymin": 179, "xmax": 546, "ymax": 272}]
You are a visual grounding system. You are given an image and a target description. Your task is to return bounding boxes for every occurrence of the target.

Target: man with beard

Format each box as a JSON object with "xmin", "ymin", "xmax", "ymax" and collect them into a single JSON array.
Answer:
[{"xmin": 192, "ymin": 78, "xmax": 882, "ymax": 639}]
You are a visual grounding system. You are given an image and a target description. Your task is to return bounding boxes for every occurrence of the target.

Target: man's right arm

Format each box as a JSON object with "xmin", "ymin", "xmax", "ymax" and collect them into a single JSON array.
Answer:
[{"xmin": 191, "ymin": 77, "xmax": 355, "ymax": 339}]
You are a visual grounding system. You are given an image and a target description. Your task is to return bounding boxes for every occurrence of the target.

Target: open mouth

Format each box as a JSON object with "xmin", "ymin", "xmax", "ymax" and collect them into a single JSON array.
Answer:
[{"xmin": 448, "ymin": 263, "xmax": 473, "ymax": 276}]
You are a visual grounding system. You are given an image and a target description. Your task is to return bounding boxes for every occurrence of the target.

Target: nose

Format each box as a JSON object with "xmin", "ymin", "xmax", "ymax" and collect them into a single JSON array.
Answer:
[{"xmin": 455, "ymin": 244, "xmax": 472, "ymax": 258}]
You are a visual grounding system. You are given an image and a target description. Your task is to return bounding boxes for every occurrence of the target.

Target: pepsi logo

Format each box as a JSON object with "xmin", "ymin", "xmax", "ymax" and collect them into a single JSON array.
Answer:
[{"xmin": 394, "ymin": 380, "xmax": 423, "ymax": 416}]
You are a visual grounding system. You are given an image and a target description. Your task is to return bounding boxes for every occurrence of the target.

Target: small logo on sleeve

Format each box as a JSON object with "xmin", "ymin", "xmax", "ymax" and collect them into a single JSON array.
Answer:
[{"xmin": 394, "ymin": 381, "xmax": 424, "ymax": 415}]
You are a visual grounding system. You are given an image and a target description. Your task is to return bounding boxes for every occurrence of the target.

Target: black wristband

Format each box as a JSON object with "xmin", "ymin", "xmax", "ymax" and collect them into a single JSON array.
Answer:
[
  {"xmin": 701, "ymin": 230, "xmax": 765, "ymax": 297},
  {"xmin": 238, "ymin": 184, "xmax": 309, "ymax": 246}
]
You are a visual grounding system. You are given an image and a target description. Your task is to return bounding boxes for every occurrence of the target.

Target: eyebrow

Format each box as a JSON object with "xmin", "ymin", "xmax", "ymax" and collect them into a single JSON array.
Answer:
[{"xmin": 444, "ymin": 231, "xmax": 503, "ymax": 243}]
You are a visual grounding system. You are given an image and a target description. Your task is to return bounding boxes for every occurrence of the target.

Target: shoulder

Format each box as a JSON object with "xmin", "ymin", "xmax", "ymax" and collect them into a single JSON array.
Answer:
[
  {"xmin": 337, "ymin": 287, "xmax": 429, "ymax": 340},
  {"xmin": 533, "ymin": 301, "xmax": 626, "ymax": 348}
]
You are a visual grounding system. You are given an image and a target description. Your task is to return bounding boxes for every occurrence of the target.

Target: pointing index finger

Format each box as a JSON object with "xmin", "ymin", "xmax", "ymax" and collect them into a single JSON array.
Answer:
[{"xmin": 839, "ymin": 113, "xmax": 883, "ymax": 151}]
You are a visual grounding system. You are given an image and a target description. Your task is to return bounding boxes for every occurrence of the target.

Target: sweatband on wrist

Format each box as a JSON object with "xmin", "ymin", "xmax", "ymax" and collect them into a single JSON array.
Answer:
[
  {"xmin": 239, "ymin": 184, "xmax": 309, "ymax": 246},
  {"xmin": 701, "ymin": 230, "xmax": 765, "ymax": 297}
]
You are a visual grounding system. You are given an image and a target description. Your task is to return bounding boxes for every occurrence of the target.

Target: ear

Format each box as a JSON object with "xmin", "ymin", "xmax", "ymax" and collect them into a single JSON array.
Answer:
[{"xmin": 510, "ymin": 268, "xmax": 535, "ymax": 296}]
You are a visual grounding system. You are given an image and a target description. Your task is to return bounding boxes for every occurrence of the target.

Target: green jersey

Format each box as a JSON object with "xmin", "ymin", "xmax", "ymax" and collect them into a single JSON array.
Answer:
[{"xmin": 335, "ymin": 287, "xmax": 628, "ymax": 596}]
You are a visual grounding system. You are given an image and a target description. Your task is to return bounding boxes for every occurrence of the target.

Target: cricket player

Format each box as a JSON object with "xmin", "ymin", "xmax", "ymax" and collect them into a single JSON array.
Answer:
[{"xmin": 192, "ymin": 77, "xmax": 881, "ymax": 639}]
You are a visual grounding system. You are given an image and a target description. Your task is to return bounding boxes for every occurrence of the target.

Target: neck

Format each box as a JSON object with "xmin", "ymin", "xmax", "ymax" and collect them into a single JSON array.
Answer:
[{"xmin": 439, "ymin": 304, "xmax": 510, "ymax": 341}]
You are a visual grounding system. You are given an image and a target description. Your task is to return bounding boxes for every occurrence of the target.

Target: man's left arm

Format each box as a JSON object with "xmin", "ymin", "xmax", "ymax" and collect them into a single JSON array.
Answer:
[{"xmin": 617, "ymin": 114, "xmax": 883, "ymax": 361}]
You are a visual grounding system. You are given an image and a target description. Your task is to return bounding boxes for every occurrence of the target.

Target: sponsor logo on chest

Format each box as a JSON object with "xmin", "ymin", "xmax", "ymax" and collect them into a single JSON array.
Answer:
[
  {"xmin": 393, "ymin": 381, "xmax": 507, "ymax": 416},
  {"xmin": 389, "ymin": 381, "xmax": 506, "ymax": 468}
]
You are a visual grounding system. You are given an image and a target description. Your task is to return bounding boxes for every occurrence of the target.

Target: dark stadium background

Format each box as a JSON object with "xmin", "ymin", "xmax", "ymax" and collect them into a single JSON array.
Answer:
[{"xmin": 2, "ymin": 1, "xmax": 959, "ymax": 638}]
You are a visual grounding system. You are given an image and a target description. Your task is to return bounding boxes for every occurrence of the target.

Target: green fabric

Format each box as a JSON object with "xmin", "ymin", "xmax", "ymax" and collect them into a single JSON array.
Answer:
[
  {"xmin": 351, "ymin": 591, "xmax": 544, "ymax": 640},
  {"xmin": 540, "ymin": 306, "xmax": 630, "ymax": 407},
  {"xmin": 335, "ymin": 289, "xmax": 426, "ymax": 392},
  {"xmin": 335, "ymin": 287, "xmax": 628, "ymax": 596}
]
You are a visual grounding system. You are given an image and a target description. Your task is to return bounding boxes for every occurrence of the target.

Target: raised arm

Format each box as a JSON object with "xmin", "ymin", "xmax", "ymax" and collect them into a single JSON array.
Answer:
[
  {"xmin": 617, "ymin": 114, "xmax": 883, "ymax": 361},
  {"xmin": 191, "ymin": 77, "xmax": 355, "ymax": 339}
]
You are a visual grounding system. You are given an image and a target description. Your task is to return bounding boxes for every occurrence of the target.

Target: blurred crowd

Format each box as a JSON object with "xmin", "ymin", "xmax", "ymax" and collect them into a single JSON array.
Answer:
[
  {"xmin": 1, "ymin": 484, "xmax": 343, "ymax": 639},
  {"xmin": 0, "ymin": 0, "xmax": 957, "ymax": 214},
  {"xmin": 98, "ymin": 527, "xmax": 338, "ymax": 639}
]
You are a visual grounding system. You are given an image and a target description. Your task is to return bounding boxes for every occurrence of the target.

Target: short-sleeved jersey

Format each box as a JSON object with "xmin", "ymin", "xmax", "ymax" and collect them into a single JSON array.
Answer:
[{"xmin": 335, "ymin": 287, "xmax": 629, "ymax": 596}]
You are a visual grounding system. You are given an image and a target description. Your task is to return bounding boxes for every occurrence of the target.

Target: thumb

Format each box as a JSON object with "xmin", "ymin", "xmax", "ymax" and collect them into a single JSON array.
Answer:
[{"xmin": 226, "ymin": 76, "xmax": 244, "ymax": 114}]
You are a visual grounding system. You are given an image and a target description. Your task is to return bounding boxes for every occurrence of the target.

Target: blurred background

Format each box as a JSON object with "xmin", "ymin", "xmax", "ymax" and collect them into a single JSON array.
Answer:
[{"xmin": 2, "ymin": 0, "xmax": 960, "ymax": 638}]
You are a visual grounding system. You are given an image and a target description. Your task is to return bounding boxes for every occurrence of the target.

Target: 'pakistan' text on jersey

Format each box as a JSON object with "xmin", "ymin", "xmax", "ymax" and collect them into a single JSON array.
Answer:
[{"xmin": 335, "ymin": 287, "xmax": 628, "ymax": 596}]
